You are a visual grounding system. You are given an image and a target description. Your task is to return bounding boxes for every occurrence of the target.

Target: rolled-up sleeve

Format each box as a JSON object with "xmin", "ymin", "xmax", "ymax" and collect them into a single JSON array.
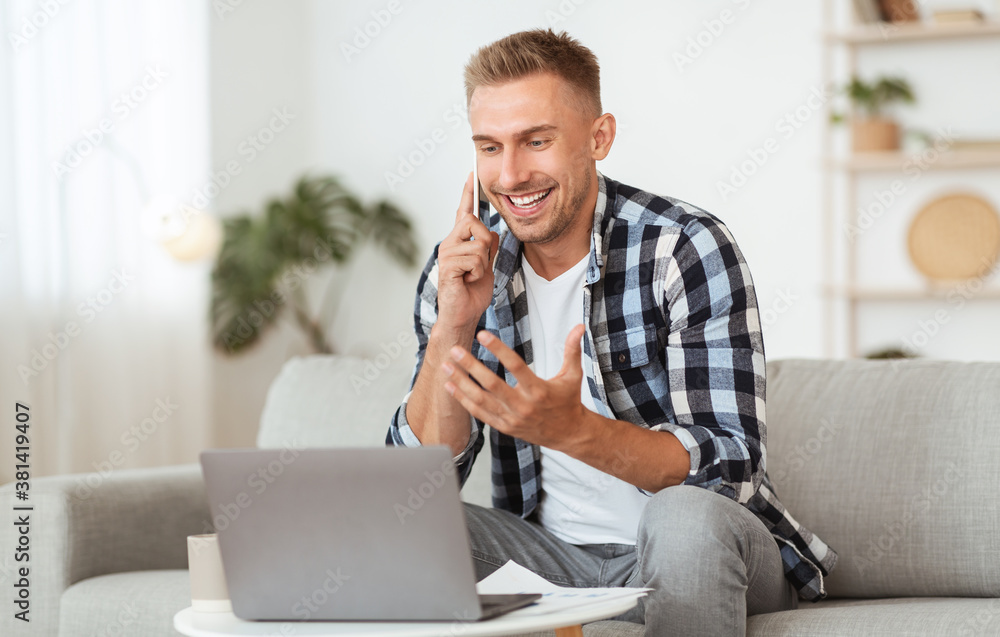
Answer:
[
  {"xmin": 654, "ymin": 218, "xmax": 766, "ymax": 504},
  {"xmin": 385, "ymin": 244, "xmax": 483, "ymax": 487}
]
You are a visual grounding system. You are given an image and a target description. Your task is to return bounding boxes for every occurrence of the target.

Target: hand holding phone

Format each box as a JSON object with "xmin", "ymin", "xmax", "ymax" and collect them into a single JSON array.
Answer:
[{"xmin": 433, "ymin": 167, "xmax": 500, "ymax": 334}]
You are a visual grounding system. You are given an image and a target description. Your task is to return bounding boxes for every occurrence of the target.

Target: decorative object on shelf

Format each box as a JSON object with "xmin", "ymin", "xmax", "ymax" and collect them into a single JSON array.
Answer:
[
  {"xmin": 210, "ymin": 175, "xmax": 418, "ymax": 355},
  {"xmin": 932, "ymin": 8, "xmax": 985, "ymax": 24},
  {"xmin": 852, "ymin": 0, "xmax": 883, "ymax": 23},
  {"xmin": 878, "ymin": 0, "xmax": 920, "ymax": 22},
  {"xmin": 832, "ymin": 76, "xmax": 916, "ymax": 152},
  {"xmin": 853, "ymin": 0, "xmax": 920, "ymax": 23},
  {"xmin": 907, "ymin": 193, "xmax": 1000, "ymax": 281},
  {"xmin": 951, "ymin": 137, "xmax": 1000, "ymax": 152}
]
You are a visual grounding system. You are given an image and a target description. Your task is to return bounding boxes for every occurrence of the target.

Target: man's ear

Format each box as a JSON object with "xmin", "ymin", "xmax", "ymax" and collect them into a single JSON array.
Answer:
[{"xmin": 590, "ymin": 113, "xmax": 616, "ymax": 161}]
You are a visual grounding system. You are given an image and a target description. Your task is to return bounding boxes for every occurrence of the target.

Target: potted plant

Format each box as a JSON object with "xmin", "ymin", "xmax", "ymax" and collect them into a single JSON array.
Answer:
[
  {"xmin": 832, "ymin": 75, "xmax": 915, "ymax": 152},
  {"xmin": 210, "ymin": 174, "xmax": 418, "ymax": 355}
]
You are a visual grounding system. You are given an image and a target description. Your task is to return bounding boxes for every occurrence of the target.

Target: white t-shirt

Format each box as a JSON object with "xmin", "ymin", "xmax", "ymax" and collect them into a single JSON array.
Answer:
[{"xmin": 521, "ymin": 253, "xmax": 649, "ymax": 546}]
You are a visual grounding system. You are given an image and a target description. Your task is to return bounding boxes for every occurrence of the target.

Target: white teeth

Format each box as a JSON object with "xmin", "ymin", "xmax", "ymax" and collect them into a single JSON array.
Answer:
[{"xmin": 509, "ymin": 189, "xmax": 550, "ymax": 207}]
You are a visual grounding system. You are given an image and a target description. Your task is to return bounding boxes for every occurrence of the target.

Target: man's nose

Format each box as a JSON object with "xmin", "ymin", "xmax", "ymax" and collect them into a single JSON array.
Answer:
[{"xmin": 498, "ymin": 148, "xmax": 531, "ymax": 191}]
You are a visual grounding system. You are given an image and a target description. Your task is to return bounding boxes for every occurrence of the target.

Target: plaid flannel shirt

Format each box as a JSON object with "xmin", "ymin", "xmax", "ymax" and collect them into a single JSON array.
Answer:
[{"xmin": 387, "ymin": 173, "xmax": 837, "ymax": 600}]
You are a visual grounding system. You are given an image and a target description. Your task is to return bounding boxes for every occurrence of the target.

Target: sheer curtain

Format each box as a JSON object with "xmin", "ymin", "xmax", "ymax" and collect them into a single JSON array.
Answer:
[{"xmin": 0, "ymin": 1, "xmax": 213, "ymax": 482}]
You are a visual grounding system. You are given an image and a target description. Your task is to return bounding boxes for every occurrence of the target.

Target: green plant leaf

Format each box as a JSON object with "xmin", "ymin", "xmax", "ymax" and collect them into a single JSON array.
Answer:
[
  {"xmin": 838, "ymin": 74, "xmax": 915, "ymax": 119},
  {"xmin": 366, "ymin": 200, "xmax": 419, "ymax": 268},
  {"xmin": 209, "ymin": 174, "xmax": 419, "ymax": 355}
]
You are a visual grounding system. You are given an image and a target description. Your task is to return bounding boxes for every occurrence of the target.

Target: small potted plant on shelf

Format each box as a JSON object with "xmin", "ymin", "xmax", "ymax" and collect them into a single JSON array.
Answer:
[{"xmin": 831, "ymin": 75, "xmax": 916, "ymax": 152}]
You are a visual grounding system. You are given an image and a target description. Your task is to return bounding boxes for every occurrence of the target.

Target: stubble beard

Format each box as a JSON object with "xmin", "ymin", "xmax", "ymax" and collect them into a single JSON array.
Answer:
[{"xmin": 497, "ymin": 169, "xmax": 592, "ymax": 246}]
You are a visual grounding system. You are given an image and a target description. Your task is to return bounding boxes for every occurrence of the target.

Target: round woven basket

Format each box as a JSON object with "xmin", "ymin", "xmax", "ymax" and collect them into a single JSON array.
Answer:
[{"xmin": 907, "ymin": 193, "xmax": 1000, "ymax": 281}]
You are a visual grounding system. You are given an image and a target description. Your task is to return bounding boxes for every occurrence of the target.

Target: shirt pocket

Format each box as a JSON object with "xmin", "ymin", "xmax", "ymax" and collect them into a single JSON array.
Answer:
[{"xmin": 593, "ymin": 324, "xmax": 660, "ymax": 372}]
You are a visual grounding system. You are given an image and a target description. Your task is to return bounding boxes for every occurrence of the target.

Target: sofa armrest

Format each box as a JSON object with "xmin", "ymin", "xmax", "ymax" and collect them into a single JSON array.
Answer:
[{"xmin": 0, "ymin": 463, "xmax": 210, "ymax": 637}]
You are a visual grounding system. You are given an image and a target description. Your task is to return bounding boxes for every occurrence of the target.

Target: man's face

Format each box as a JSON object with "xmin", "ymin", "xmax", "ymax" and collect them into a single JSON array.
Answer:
[{"xmin": 469, "ymin": 73, "xmax": 598, "ymax": 246}]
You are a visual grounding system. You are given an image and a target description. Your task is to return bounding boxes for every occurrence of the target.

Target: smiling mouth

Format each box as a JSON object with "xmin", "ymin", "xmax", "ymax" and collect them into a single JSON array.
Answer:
[{"xmin": 504, "ymin": 188, "xmax": 553, "ymax": 210}]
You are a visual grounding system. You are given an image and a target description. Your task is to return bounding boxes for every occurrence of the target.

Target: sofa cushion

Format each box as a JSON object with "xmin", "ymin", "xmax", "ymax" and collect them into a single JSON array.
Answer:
[
  {"xmin": 765, "ymin": 359, "xmax": 1000, "ymax": 598},
  {"xmin": 746, "ymin": 596, "xmax": 1000, "ymax": 636},
  {"xmin": 256, "ymin": 352, "xmax": 494, "ymax": 507},
  {"xmin": 257, "ymin": 352, "xmax": 416, "ymax": 449},
  {"xmin": 580, "ymin": 622, "xmax": 644, "ymax": 637},
  {"xmin": 59, "ymin": 569, "xmax": 190, "ymax": 637}
]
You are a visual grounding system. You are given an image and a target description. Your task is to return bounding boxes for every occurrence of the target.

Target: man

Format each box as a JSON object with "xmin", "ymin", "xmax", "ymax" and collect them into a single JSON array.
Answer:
[{"xmin": 387, "ymin": 29, "xmax": 836, "ymax": 636}]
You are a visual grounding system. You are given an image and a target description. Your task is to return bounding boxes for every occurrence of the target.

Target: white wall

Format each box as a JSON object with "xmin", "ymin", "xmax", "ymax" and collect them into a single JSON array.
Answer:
[
  {"xmin": 208, "ymin": 0, "xmax": 999, "ymax": 446},
  {"xmin": 209, "ymin": 0, "xmax": 321, "ymax": 447},
  {"xmin": 307, "ymin": 0, "xmax": 829, "ymax": 352}
]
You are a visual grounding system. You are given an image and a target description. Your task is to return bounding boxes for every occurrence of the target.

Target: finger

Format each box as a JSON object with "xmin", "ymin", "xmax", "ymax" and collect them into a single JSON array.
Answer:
[
  {"xmin": 489, "ymin": 231, "xmax": 500, "ymax": 268},
  {"xmin": 480, "ymin": 228, "xmax": 499, "ymax": 274},
  {"xmin": 556, "ymin": 324, "xmax": 586, "ymax": 379},
  {"xmin": 445, "ymin": 212, "xmax": 492, "ymax": 245},
  {"xmin": 455, "ymin": 173, "xmax": 475, "ymax": 224},
  {"xmin": 447, "ymin": 345, "xmax": 517, "ymax": 404},
  {"xmin": 441, "ymin": 361, "xmax": 508, "ymax": 426},
  {"xmin": 474, "ymin": 331, "xmax": 537, "ymax": 389},
  {"xmin": 439, "ymin": 255, "xmax": 485, "ymax": 283},
  {"xmin": 439, "ymin": 234, "xmax": 493, "ymax": 268},
  {"xmin": 447, "ymin": 383, "xmax": 508, "ymax": 432}
]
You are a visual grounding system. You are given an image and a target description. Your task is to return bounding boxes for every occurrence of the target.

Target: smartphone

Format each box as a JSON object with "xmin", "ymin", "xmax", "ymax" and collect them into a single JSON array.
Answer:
[
  {"xmin": 472, "ymin": 146, "xmax": 497, "ymax": 267},
  {"xmin": 472, "ymin": 146, "xmax": 488, "ymax": 227}
]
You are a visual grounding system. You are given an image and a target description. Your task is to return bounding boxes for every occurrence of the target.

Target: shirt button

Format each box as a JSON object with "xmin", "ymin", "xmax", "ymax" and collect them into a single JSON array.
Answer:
[{"xmin": 618, "ymin": 354, "xmax": 627, "ymax": 363}]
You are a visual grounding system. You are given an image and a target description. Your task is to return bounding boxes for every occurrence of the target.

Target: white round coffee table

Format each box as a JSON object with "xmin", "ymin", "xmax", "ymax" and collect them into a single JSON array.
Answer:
[{"xmin": 174, "ymin": 595, "xmax": 638, "ymax": 637}]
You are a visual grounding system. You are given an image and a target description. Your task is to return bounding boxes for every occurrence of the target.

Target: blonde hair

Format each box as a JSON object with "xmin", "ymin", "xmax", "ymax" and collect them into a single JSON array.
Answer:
[{"xmin": 464, "ymin": 29, "xmax": 601, "ymax": 118}]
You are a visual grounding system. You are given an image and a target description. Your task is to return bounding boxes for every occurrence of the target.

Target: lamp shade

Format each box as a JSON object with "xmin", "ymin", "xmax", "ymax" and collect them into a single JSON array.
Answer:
[{"xmin": 162, "ymin": 211, "xmax": 222, "ymax": 262}]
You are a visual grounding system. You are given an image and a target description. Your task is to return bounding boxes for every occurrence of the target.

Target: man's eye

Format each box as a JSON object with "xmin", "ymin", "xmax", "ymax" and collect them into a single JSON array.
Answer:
[
  {"xmin": 482, "ymin": 145, "xmax": 499, "ymax": 153},
  {"xmin": 529, "ymin": 140, "xmax": 546, "ymax": 147}
]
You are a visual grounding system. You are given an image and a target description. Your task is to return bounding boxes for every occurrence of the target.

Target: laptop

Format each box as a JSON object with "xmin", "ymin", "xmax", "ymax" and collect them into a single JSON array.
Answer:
[{"xmin": 199, "ymin": 446, "xmax": 540, "ymax": 621}]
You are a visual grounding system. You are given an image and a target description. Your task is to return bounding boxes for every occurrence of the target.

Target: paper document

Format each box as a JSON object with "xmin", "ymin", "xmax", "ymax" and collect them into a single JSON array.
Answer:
[{"xmin": 476, "ymin": 560, "xmax": 650, "ymax": 617}]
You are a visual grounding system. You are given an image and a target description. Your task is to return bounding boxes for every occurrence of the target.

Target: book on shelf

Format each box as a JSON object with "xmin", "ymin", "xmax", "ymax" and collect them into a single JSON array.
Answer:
[
  {"xmin": 852, "ymin": 0, "xmax": 882, "ymax": 23},
  {"xmin": 950, "ymin": 138, "xmax": 1000, "ymax": 152},
  {"xmin": 931, "ymin": 9, "xmax": 985, "ymax": 24}
]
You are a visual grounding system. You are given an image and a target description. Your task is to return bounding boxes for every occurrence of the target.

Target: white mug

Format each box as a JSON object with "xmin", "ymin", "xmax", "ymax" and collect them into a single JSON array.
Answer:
[{"xmin": 187, "ymin": 534, "xmax": 232, "ymax": 612}]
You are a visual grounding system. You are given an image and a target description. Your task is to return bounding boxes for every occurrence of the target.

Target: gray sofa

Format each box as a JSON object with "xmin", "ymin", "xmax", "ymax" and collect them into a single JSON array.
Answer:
[{"xmin": 3, "ymin": 356, "xmax": 999, "ymax": 636}]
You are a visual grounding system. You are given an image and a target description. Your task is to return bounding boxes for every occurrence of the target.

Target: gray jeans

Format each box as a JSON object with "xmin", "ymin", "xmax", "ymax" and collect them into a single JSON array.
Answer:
[{"xmin": 464, "ymin": 485, "xmax": 798, "ymax": 636}]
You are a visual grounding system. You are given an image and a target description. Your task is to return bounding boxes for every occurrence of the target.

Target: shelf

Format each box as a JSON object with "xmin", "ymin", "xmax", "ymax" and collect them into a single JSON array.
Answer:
[
  {"xmin": 829, "ymin": 149, "xmax": 1000, "ymax": 172},
  {"xmin": 827, "ymin": 20, "xmax": 1000, "ymax": 44},
  {"xmin": 825, "ymin": 286, "xmax": 1000, "ymax": 301},
  {"xmin": 821, "ymin": 0, "xmax": 1000, "ymax": 358}
]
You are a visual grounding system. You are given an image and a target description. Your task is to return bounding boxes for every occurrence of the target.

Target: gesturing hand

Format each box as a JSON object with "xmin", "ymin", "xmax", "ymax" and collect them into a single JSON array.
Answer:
[{"xmin": 441, "ymin": 324, "xmax": 589, "ymax": 452}]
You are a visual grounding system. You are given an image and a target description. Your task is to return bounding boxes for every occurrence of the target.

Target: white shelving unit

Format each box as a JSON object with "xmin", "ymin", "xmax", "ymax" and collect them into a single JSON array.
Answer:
[{"xmin": 821, "ymin": 0, "xmax": 1000, "ymax": 357}]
